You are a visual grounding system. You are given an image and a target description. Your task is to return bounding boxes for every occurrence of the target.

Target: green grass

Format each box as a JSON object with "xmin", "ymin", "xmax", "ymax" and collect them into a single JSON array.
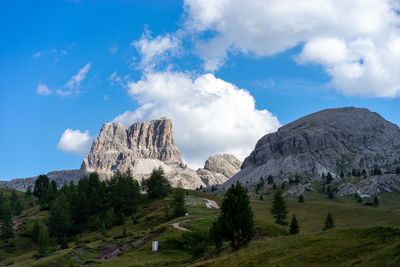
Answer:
[
  {"xmin": 191, "ymin": 226, "xmax": 400, "ymax": 267},
  {"xmin": 1, "ymin": 188, "xmax": 400, "ymax": 266}
]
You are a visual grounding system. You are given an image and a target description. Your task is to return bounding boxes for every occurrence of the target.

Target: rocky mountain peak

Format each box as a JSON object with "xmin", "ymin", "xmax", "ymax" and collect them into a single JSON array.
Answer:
[
  {"xmin": 226, "ymin": 107, "xmax": 400, "ymax": 187},
  {"xmin": 81, "ymin": 118, "xmax": 182, "ymax": 173}
]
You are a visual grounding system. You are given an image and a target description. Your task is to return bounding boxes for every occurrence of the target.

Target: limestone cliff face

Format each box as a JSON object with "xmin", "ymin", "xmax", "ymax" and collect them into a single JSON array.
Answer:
[
  {"xmin": 225, "ymin": 107, "xmax": 400, "ymax": 187},
  {"xmin": 81, "ymin": 118, "xmax": 183, "ymax": 173},
  {"xmin": 197, "ymin": 154, "xmax": 241, "ymax": 186}
]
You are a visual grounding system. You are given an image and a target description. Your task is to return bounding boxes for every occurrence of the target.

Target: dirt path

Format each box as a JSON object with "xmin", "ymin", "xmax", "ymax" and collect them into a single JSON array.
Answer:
[
  {"xmin": 202, "ymin": 198, "xmax": 219, "ymax": 209},
  {"xmin": 13, "ymin": 211, "xmax": 39, "ymax": 230},
  {"xmin": 172, "ymin": 220, "xmax": 190, "ymax": 231}
]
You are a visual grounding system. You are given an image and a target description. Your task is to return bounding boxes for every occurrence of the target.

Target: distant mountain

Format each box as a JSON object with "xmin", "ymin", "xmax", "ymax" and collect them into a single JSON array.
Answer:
[
  {"xmin": 80, "ymin": 118, "xmax": 241, "ymax": 189},
  {"xmin": 0, "ymin": 118, "xmax": 241, "ymax": 191},
  {"xmin": 224, "ymin": 107, "xmax": 400, "ymax": 187}
]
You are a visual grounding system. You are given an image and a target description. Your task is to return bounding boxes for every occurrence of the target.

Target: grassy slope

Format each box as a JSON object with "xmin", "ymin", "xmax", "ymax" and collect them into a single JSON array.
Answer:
[{"xmin": 1, "ymin": 188, "xmax": 400, "ymax": 266}]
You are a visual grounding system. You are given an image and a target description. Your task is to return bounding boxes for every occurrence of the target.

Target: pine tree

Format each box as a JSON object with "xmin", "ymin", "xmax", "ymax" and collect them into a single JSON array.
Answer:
[
  {"xmin": 328, "ymin": 190, "xmax": 334, "ymax": 199},
  {"xmin": 122, "ymin": 225, "xmax": 127, "ymax": 237},
  {"xmin": 31, "ymin": 220, "xmax": 41, "ymax": 242},
  {"xmin": 219, "ymin": 183, "xmax": 254, "ymax": 249},
  {"xmin": 323, "ymin": 212, "xmax": 334, "ymax": 230},
  {"xmin": 210, "ymin": 217, "xmax": 224, "ymax": 255},
  {"xmin": 260, "ymin": 194, "xmax": 264, "ymax": 201},
  {"xmin": 33, "ymin": 175, "xmax": 49, "ymax": 199},
  {"xmin": 271, "ymin": 188, "xmax": 288, "ymax": 225},
  {"xmin": 298, "ymin": 194, "xmax": 304, "ymax": 203},
  {"xmin": 25, "ymin": 186, "xmax": 33, "ymax": 199},
  {"xmin": 171, "ymin": 189, "xmax": 186, "ymax": 218},
  {"xmin": 104, "ymin": 209, "xmax": 116, "ymax": 229},
  {"xmin": 267, "ymin": 175, "xmax": 274, "ymax": 184},
  {"xmin": 340, "ymin": 170, "xmax": 344, "ymax": 178},
  {"xmin": 289, "ymin": 214, "xmax": 299, "ymax": 235},
  {"xmin": 1, "ymin": 201, "xmax": 14, "ymax": 238},
  {"xmin": 36, "ymin": 224, "xmax": 51, "ymax": 258},
  {"xmin": 146, "ymin": 167, "xmax": 171, "ymax": 199},
  {"xmin": 49, "ymin": 193, "xmax": 72, "ymax": 239},
  {"xmin": 326, "ymin": 172, "xmax": 333, "ymax": 184},
  {"xmin": 10, "ymin": 190, "xmax": 18, "ymax": 207},
  {"xmin": 14, "ymin": 199, "xmax": 23, "ymax": 215},
  {"xmin": 396, "ymin": 167, "xmax": 400, "ymax": 175},
  {"xmin": 373, "ymin": 196, "xmax": 379, "ymax": 207}
]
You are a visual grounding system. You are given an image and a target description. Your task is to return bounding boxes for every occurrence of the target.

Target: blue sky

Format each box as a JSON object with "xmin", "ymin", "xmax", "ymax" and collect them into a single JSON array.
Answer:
[{"xmin": 1, "ymin": 0, "xmax": 399, "ymax": 179}]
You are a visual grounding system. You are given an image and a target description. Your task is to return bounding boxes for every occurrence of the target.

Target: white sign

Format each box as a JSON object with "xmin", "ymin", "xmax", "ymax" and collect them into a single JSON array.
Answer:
[{"xmin": 152, "ymin": 240, "xmax": 158, "ymax": 252}]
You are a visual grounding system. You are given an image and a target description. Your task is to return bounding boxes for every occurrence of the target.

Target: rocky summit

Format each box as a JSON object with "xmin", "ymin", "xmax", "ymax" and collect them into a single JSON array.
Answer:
[
  {"xmin": 80, "ymin": 118, "xmax": 240, "ymax": 189},
  {"xmin": 225, "ymin": 107, "xmax": 400, "ymax": 187},
  {"xmin": 81, "ymin": 118, "xmax": 183, "ymax": 173}
]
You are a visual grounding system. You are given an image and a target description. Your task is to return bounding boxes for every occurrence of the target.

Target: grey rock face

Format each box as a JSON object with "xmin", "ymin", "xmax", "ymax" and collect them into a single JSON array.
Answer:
[
  {"xmin": 0, "ymin": 170, "xmax": 89, "ymax": 192},
  {"xmin": 81, "ymin": 118, "xmax": 183, "ymax": 173},
  {"xmin": 196, "ymin": 154, "xmax": 242, "ymax": 186},
  {"xmin": 336, "ymin": 174, "xmax": 400, "ymax": 197},
  {"xmin": 225, "ymin": 107, "xmax": 400, "ymax": 188},
  {"xmin": 283, "ymin": 183, "xmax": 313, "ymax": 197}
]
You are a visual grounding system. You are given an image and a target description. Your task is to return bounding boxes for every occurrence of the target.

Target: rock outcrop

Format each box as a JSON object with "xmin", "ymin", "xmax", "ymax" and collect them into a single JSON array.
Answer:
[
  {"xmin": 196, "ymin": 154, "xmax": 241, "ymax": 186},
  {"xmin": 80, "ymin": 118, "xmax": 240, "ymax": 189},
  {"xmin": 225, "ymin": 107, "xmax": 400, "ymax": 187},
  {"xmin": 81, "ymin": 118, "xmax": 183, "ymax": 173},
  {"xmin": 336, "ymin": 174, "xmax": 400, "ymax": 197}
]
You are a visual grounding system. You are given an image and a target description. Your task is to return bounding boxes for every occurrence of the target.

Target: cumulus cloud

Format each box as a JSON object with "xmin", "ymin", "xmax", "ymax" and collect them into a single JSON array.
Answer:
[
  {"xmin": 114, "ymin": 71, "xmax": 280, "ymax": 168},
  {"xmin": 36, "ymin": 84, "xmax": 51, "ymax": 95},
  {"xmin": 57, "ymin": 129, "xmax": 93, "ymax": 155},
  {"xmin": 183, "ymin": 0, "xmax": 400, "ymax": 97}
]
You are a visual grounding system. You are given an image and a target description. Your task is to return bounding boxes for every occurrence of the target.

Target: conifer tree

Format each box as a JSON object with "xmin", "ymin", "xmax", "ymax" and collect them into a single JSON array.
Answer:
[
  {"xmin": 396, "ymin": 167, "xmax": 400, "ymax": 175},
  {"xmin": 271, "ymin": 188, "xmax": 288, "ymax": 225},
  {"xmin": 267, "ymin": 175, "xmax": 274, "ymax": 184},
  {"xmin": 323, "ymin": 212, "xmax": 334, "ymax": 230},
  {"xmin": 210, "ymin": 217, "xmax": 224, "ymax": 255},
  {"xmin": 25, "ymin": 186, "xmax": 33, "ymax": 199},
  {"xmin": 146, "ymin": 167, "xmax": 171, "ymax": 199},
  {"xmin": 373, "ymin": 196, "xmax": 379, "ymax": 207},
  {"xmin": 1, "ymin": 201, "xmax": 14, "ymax": 238},
  {"xmin": 260, "ymin": 194, "xmax": 264, "ymax": 201},
  {"xmin": 171, "ymin": 188, "xmax": 186, "ymax": 218},
  {"xmin": 49, "ymin": 193, "xmax": 72, "ymax": 239},
  {"xmin": 34, "ymin": 175, "xmax": 49, "ymax": 199},
  {"xmin": 298, "ymin": 194, "xmax": 304, "ymax": 203},
  {"xmin": 36, "ymin": 224, "xmax": 50, "ymax": 258},
  {"xmin": 326, "ymin": 172, "xmax": 333, "ymax": 184},
  {"xmin": 219, "ymin": 183, "xmax": 254, "ymax": 249},
  {"xmin": 289, "ymin": 214, "xmax": 299, "ymax": 235}
]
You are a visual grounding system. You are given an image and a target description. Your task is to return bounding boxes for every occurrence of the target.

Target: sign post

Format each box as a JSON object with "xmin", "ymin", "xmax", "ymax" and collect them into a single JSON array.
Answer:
[{"xmin": 152, "ymin": 240, "xmax": 158, "ymax": 266}]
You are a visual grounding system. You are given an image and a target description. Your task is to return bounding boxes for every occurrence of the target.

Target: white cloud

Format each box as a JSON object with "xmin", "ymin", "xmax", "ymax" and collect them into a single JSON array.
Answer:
[
  {"xmin": 55, "ymin": 62, "xmax": 91, "ymax": 96},
  {"xmin": 114, "ymin": 71, "xmax": 280, "ymax": 168},
  {"xmin": 57, "ymin": 128, "xmax": 93, "ymax": 155},
  {"xmin": 36, "ymin": 84, "xmax": 52, "ymax": 95},
  {"xmin": 183, "ymin": 0, "xmax": 400, "ymax": 97},
  {"xmin": 65, "ymin": 62, "xmax": 91, "ymax": 90},
  {"xmin": 132, "ymin": 31, "xmax": 181, "ymax": 70}
]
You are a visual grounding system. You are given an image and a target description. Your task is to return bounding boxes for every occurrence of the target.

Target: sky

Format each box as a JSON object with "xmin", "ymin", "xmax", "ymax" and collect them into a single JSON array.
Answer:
[{"xmin": 0, "ymin": 0, "xmax": 399, "ymax": 180}]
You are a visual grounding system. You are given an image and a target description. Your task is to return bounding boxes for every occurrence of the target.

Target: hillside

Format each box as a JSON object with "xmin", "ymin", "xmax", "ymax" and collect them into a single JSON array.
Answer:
[{"xmin": 1, "ymin": 185, "xmax": 400, "ymax": 266}]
